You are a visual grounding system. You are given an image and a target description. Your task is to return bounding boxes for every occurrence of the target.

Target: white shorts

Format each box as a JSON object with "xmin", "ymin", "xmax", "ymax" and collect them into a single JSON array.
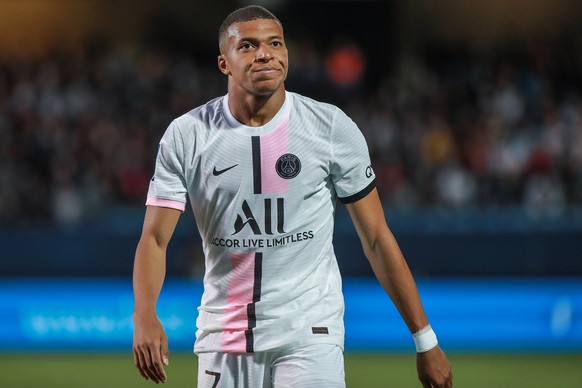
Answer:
[{"xmin": 196, "ymin": 344, "xmax": 345, "ymax": 388}]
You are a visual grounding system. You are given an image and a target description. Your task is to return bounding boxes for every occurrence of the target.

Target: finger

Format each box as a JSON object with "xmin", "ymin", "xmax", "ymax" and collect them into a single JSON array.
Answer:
[
  {"xmin": 139, "ymin": 347, "xmax": 159, "ymax": 382},
  {"xmin": 133, "ymin": 349, "xmax": 150, "ymax": 380},
  {"xmin": 141, "ymin": 346, "xmax": 161, "ymax": 383},
  {"xmin": 420, "ymin": 379, "xmax": 432, "ymax": 388},
  {"xmin": 141, "ymin": 344, "xmax": 163, "ymax": 383},
  {"xmin": 440, "ymin": 368, "xmax": 453, "ymax": 388},
  {"xmin": 147, "ymin": 344, "xmax": 167, "ymax": 383},
  {"xmin": 161, "ymin": 338, "xmax": 170, "ymax": 367}
]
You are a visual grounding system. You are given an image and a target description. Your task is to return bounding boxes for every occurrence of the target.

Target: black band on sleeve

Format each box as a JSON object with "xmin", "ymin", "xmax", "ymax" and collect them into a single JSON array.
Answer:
[{"xmin": 339, "ymin": 179, "xmax": 376, "ymax": 204}]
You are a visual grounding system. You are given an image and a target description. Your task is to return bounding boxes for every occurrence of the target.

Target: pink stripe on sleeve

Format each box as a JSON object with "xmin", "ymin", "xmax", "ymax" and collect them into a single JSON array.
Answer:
[
  {"xmin": 145, "ymin": 197, "xmax": 186, "ymax": 212},
  {"xmin": 221, "ymin": 251, "xmax": 255, "ymax": 352},
  {"xmin": 260, "ymin": 117, "xmax": 289, "ymax": 194}
]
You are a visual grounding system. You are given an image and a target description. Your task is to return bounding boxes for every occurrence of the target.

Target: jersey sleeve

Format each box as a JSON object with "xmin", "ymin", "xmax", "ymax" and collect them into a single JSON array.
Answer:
[
  {"xmin": 146, "ymin": 120, "xmax": 188, "ymax": 212},
  {"xmin": 330, "ymin": 108, "xmax": 376, "ymax": 204}
]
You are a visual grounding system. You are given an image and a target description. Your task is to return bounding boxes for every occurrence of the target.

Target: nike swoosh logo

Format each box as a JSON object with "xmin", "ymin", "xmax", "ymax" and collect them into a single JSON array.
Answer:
[{"xmin": 212, "ymin": 164, "xmax": 238, "ymax": 176}]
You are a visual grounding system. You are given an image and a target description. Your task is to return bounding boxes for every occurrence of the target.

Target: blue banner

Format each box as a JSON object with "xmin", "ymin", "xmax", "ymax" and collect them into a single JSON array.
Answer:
[{"xmin": 1, "ymin": 278, "xmax": 581, "ymax": 352}]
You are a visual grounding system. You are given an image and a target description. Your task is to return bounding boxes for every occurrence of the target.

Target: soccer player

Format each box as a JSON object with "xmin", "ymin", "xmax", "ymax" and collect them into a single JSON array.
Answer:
[{"xmin": 132, "ymin": 5, "xmax": 452, "ymax": 387}]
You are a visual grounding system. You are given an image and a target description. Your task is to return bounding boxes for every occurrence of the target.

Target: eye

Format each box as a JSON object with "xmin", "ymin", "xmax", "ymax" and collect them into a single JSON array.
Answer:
[
  {"xmin": 272, "ymin": 41, "xmax": 282, "ymax": 48},
  {"xmin": 239, "ymin": 43, "xmax": 254, "ymax": 50}
]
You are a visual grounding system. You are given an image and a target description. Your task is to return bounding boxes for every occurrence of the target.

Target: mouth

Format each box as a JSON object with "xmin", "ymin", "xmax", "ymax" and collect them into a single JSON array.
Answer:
[{"xmin": 253, "ymin": 67, "xmax": 279, "ymax": 74}]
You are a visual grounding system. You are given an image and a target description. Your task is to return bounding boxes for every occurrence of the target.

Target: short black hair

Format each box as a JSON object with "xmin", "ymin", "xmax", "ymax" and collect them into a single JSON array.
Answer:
[{"xmin": 218, "ymin": 5, "xmax": 282, "ymax": 52}]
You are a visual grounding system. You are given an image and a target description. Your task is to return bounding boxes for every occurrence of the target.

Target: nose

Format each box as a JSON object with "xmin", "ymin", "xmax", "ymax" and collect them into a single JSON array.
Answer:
[{"xmin": 256, "ymin": 44, "xmax": 273, "ymax": 62}]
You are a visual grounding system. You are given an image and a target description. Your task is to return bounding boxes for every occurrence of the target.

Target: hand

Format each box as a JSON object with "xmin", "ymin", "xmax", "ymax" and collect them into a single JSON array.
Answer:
[
  {"xmin": 416, "ymin": 345, "xmax": 453, "ymax": 387},
  {"xmin": 133, "ymin": 313, "xmax": 170, "ymax": 384}
]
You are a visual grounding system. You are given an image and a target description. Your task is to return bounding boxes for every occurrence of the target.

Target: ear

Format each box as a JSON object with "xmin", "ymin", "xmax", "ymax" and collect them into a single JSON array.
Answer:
[{"xmin": 218, "ymin": 55, "xmax": 229, "ymax": 75}]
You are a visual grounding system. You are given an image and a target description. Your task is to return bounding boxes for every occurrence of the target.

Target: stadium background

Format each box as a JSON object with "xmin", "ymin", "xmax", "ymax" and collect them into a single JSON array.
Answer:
[{"xmin": 1, "ymin": 0, "xmax": 581, "ymax": 386}]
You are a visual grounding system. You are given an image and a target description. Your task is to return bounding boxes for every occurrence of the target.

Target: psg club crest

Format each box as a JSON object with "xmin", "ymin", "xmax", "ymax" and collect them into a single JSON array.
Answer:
[{"xmin": 276, "ymin": 153, "xmax": 301, "ymax": 179}]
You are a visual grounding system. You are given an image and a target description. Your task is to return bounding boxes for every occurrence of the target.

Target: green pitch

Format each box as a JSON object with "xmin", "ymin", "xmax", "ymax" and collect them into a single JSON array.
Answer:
[{"xmin": 1, "ymin": 353, "xmax": 581, "ymax": 387}]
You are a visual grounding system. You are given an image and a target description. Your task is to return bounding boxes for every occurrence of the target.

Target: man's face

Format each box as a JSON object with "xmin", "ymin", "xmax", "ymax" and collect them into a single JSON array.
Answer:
[{"xmin": 218, "ymin": 18, "xmax": 288, "ymax": 97}]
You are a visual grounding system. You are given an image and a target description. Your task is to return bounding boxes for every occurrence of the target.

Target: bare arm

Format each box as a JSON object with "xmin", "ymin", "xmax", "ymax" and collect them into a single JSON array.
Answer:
[
  {"xmin": 346, "ymin": 188, "xmax": 452, "ymax": 387},
  {"xmin": 132, "ymin": 205, "xmax": 181, "ymax": 384}
]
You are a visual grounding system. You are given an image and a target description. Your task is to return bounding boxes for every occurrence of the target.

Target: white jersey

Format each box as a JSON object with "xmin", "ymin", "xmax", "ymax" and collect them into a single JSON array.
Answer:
[{"xmin": 147, "ymin": 91, "xmax": 375, "ymax": 353}]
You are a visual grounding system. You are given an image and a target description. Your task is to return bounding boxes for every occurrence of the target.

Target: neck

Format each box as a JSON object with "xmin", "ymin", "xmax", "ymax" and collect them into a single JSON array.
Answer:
[{"xmin": 227, "ymin": 87, "xmax": 286, "ymax": 127}]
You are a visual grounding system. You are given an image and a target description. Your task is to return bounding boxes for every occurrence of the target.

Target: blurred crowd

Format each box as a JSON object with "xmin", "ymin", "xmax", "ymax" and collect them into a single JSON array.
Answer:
[
  {"xmin": 1, "ymin": 37, "xmax": 582, "ymax": 224},
  {"xmin": 347, "ymin": 42, "xmax": 582, "ymax": 216}
]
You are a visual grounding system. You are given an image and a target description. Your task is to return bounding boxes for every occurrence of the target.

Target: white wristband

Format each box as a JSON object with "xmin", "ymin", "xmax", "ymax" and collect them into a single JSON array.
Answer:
[{"xmin": 412, "ymin": 325, "xmax": 438, "ymax": 353}]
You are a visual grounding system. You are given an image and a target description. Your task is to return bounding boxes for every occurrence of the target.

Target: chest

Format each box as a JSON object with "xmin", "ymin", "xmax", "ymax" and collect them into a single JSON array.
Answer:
[{"xmin": 189, "ymin": 124, "xmax": 330, "ymax": 201}]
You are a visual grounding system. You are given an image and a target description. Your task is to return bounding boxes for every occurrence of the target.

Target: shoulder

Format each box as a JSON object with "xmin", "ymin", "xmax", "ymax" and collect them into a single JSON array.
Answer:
[
  {"xmin": 289, "ymin": 91, "xmax": 343, "ymax": 120},
  {"xmin": 289, "ymin": 92, "xmax": 357, "ymax": 136},
  {"xmin": 289, "ymin": 92, "xmax": 357, "ymax": 134},
  {"xmin": 173, "ymin": 95, "xmax": 225, "ymax": 129},
  {"xmin": 161, "ymin": 96, "xmax": 226, "ymax": 149}
]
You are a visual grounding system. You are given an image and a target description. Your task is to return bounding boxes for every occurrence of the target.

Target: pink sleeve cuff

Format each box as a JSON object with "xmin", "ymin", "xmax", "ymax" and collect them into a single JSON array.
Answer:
[{"xmin": 146, "ymin": 197, "xmax": 186, "ymax": 212}]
